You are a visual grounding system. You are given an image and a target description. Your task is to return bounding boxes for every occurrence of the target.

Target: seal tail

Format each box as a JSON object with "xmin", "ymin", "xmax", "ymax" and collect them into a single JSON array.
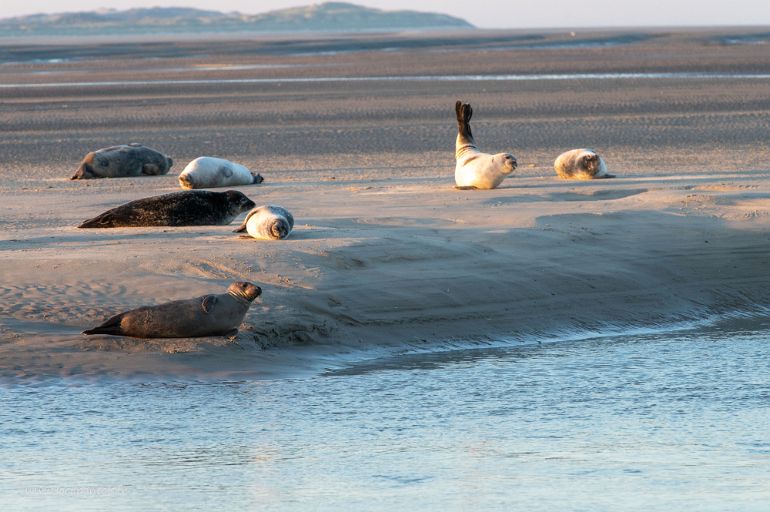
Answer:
[
  {"xmin": 252, "ymin": 173, "xmax": 264, "ymax": 185},
  {"xmin": 455, "ymin": 100, "xmax": 476, "ymax": 156},
  {"xmin": 83, "ymin": 313, "xmax": 124, "ymax": 336}
]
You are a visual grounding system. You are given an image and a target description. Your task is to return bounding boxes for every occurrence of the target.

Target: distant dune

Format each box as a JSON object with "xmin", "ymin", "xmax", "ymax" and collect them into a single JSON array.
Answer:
[{"xmin": 0, "ymin": 2, "xmax": 474, "ymax": 36}]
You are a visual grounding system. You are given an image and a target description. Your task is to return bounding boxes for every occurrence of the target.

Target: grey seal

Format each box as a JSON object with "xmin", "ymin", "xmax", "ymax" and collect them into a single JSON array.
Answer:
[
  {"xmin": 234, "ymin": 205, "xmax": 294, "ymax": 240},
  {"xmin": 72, "ymin": 143, "xmax": 173, "ymax": 180},
  {"xmin": 454, "ymin": 101, "xmax": 517, "ymax": 190},
  {"xmin": 83, "ymin": 282, "xmax": 262, "ymax": 338},
  {"xmin": 178, "ymin": 157, "xmax": 264, "ymax": 189},
  {"xmin": 78, "ymin": 190, "xmax": 255, "ymax": 228},
  {"xmin": 554, "ymin": 149, "xmax": 614, "ymax": 179}
]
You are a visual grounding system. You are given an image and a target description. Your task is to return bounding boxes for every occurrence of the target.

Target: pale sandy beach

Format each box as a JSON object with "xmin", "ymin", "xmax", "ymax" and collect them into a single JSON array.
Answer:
[{"xmin": 2, "ymin": 29, "xmax": 770, "ymax": 380}]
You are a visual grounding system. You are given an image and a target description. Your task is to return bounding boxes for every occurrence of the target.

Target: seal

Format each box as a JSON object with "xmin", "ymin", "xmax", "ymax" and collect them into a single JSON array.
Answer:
[
  {"xmin": 454, "ymin": 100, "xmax": 517, "ymax": 190},
  {"xmin": 71, "ymin": 143, "xmax": 173, "ymax": 180},
  {"xmin": 78, "ymin": 190, "xmax": 255, "ymax": 228},
  {"xmin": 554, "ymin": 149, "xmax": 614, "ymax": 180},
  {"xmin": 83, "ymin": 281, "xmax": 262, "ymax": 338},
  {"xmin": 178, "ymin": 156, "xmax": 264, "ymax": 190},
  {"xmin": 234, "ymin": 205, "xmax": 294, "ymax": 240}
]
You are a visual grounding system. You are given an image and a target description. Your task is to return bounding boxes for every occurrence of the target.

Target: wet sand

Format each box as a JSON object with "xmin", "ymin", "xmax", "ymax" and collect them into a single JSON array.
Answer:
[{"xmin": 2, "ymin": 28, "xmax": 770, "ymax": 380}]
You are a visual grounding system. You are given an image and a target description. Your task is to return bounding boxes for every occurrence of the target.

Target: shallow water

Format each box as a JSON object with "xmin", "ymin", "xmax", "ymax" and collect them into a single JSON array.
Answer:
[
  {"xmin": 2, "ymin": 321, "xmax": 770, "ymax": 511},
  {"xmin": 3, "ymin": 72, "xmax": 770, "ymax": 89}
]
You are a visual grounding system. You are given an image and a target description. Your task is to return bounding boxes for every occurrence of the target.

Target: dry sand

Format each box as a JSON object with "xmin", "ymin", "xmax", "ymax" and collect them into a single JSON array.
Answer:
[{"xmin": 2, "ymin": 29, "xmax": 770, "ymax": 380}]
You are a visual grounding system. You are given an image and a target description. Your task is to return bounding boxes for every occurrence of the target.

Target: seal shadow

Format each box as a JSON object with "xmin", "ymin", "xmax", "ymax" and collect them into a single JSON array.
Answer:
[
  {"xmin": 233, "ymin": 229, "xmax": 332, "ymax": 241},
  {"xmin": 485, "ymin": 188, "xmax": 648, "ymax": 205}
]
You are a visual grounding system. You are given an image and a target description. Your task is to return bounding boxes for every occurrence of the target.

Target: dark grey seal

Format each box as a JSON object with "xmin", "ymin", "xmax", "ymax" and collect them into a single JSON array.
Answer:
[
  {"xmin": 78, "ymin": 190, "xmax": 255, "ymax": 228},
  {"xmin": 83, "ymin": 282, "xmax": 262, "ymax": 338},
  {"xmin": 71, "ymin": 143, "xmax": 173, "ymax": 180}
]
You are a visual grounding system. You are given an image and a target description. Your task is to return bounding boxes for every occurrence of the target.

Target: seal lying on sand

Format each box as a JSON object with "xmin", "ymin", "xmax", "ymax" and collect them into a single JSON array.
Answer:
[
  {"xmin": 554, "ymin": 149, "xmax": 614, "ymax": 179},
  {"xmin": 72, "ymin": 143, "xmax": 173, "ymax": 180},
  {"xmin": 234, "ymin": 205, "xmax": 294, "ymax": 240},
  {"xmin": 83, "ymin": 282, "xmax": 262, "ymax": 338},
  {"xmin": 454, "ymin": 100, "xmax": 517, "ymax": 190},
  {"xmin": 178, "ymin": 157, "xmax": 264, "ymax": 189},
  {"xmin": 78, "ymin": 190, "xmax": 255, "ymax": 228}
]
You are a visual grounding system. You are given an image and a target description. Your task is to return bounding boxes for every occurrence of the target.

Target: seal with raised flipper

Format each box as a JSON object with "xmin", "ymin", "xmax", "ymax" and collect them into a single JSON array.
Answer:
[
  {"xmin": 554, "ymin": 149, "xmax": 614, "ymax": 180},
  {"xmin": 178, "ymin": 156, "xmax": 264, "ymax": 189},
  {"xmin": 234, "ymin": 205, "xmax": 294, "ymax": 240},
  {"xmin": 71, "ymin": 143, "xmax": 173, "ymax": 180},
  {"xmin": 78, "ymin": 190, "xmax": 255, "ymax": 228},
  {"xmin": 83, "ymin": 282, "xmax": 262, "ymax": 338},
  {"xmin": 454, "ymin": 100, "xmax": 517, "ymax": 190}
]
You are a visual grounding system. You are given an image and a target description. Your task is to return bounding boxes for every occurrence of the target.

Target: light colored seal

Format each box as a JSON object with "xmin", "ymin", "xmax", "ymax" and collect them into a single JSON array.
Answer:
[
  {"xmin": 72, "ymin": 143, "xmax": 173, "ymax": 180},
  {"xmin": 83, "ymin": 282, "xmax": 262, "ymax": 338},
  {"xmin": 234, "ymin": 205, "xmax": 294, "ymax": 240},
  {"xmin": 178, "ymin": 157, "xmax": 264, "ymax": 189},
  {"xmin": 454, "ymin": 100, "xmax": 517, "ymax": 190},
  {"xmin": 78, "ymin": 190, "xmax": 255, "ymax": 228},
  {"xmin": 554, "ymin": 149, "xmax": 614, "ymax": 179}
]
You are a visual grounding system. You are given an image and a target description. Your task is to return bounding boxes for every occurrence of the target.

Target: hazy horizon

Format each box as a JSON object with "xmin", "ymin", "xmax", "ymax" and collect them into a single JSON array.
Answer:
[{"xmin": 1, "ymin": 0, "xmax": 769, "ymax": 30}]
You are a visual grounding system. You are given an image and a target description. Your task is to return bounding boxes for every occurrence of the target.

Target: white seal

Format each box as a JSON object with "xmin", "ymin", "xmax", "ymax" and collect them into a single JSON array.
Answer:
[
  {"xmin": 234, "ymin": 205, "xmax": 294, "ymax": 240},
  {"xmin": 454, "ymin": 101, "xmax": 517, "ymax": 190},
  {"xmin": 554, "ymin": 149, "xmax": 614, "ymax": 179},
  {"xmin": 178, "ymin": 156, "xmax": 264, "ymax": 189}
]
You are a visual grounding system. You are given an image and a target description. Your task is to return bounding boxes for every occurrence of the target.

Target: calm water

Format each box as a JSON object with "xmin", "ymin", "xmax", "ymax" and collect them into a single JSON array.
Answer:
[
  {"xmin": 2, "ymin": 321, "xmax": 770, "ymax": 511},
  {"xmin": 3, "ymin": 72, "xmax": 770, "ymax": 89}
]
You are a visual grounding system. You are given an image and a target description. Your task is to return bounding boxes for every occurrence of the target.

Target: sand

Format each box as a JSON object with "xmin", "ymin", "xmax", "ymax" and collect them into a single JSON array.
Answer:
[{"xmin": 2, "ymin": 28, "xmax": 770, "ymax": 380}]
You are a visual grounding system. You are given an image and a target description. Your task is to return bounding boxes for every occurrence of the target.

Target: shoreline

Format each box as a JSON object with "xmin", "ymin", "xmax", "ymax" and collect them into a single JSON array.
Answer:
[
  {"xmin": 2, "ymin": 31, "xmax": 770, "ymax": 381},
  {"xmin": 3, "ymin": 171, "xmax": 770, "ymax": 381}
]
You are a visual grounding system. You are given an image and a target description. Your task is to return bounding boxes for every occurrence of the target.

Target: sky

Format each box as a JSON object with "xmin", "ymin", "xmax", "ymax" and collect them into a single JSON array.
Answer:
[{"xmin": 1, "ymin": 0, "xmax": 769, "ymax": 29}]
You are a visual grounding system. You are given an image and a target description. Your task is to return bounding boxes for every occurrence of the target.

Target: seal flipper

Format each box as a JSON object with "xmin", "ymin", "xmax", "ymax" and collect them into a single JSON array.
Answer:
[
  {"xmin": 83, "ymin": 313, "xmax": 124, "ymax": 336},
  {"xmin": 252, "ymin": 173, "xmax": 264, "ymax": 184},
  {"xmin": 233, "ymin": 208, "xmax": 257, "ymax": 233},
  {"xmin": 201, "ymin": 295, "xmax": 218, "ymax": 314},
  {"xmin": 455, "ymin": 100, "xmax": 475, "ymax": 146}
]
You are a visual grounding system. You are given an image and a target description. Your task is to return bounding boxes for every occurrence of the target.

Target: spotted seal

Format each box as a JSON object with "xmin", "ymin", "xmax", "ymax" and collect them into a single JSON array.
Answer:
[
  {"xmin": 454, "ymin": 101, "xmax": 517, "ymax": 190},
  {"xmin": 78, "ymin": 190, "xmax": 255, "ymax": 228},
  {"xmin": 83, "ymin": 282, "xmax": 262, "ymax": 338},
  {"xmin": 554, "ymin": 149, "xmax": 614, "ymax": 179},
  {"xmin": 178, "ymin": 156, "xmax": 264, "ymax": 189},
  {"xmin": 71, "ymin": 143, "xmax": 173, "ymax": 180},
  {"xmin": 234, "ymin": 205, "xmax": 294, "ymax": 240}
]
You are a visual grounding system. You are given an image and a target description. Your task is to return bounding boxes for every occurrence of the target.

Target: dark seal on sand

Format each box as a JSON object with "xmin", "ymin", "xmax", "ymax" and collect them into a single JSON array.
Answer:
[
  {"xmin": 78, "ymin": 190, "xmax": 255, "ymax": 228},
  {"xmin": 83, "ymin": 282, "xmax": 262, "ymax": 338},
  {"xmin": 71, "ymin": 143, "xmax": 173, "ymax": 180}
]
